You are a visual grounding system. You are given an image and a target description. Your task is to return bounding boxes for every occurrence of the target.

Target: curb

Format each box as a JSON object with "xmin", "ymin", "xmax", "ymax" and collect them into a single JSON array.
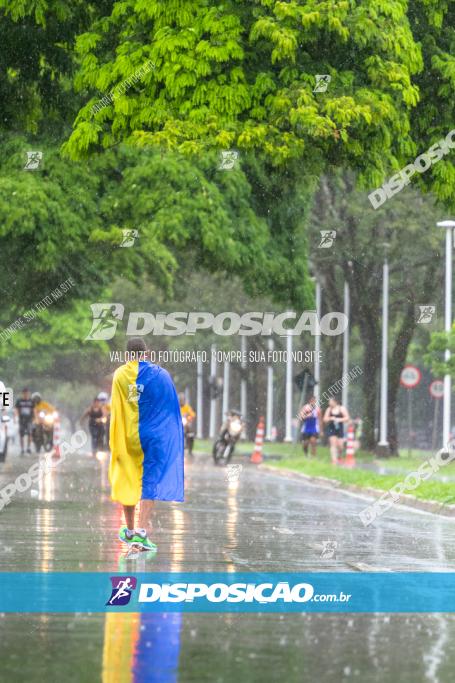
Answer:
[{"xmin": 259, "ymin": 464, "xmax": 455, "ymax": 519}]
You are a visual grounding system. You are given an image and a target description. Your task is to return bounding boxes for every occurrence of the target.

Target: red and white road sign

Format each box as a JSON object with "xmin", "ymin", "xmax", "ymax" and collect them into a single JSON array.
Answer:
[
  {"xmin": 429, "ymin": 380, "xmax": 444, "ymax": 399},
  {"xmin": 400, "ymin": 365, "xmax": 421, "ymax": 389}
]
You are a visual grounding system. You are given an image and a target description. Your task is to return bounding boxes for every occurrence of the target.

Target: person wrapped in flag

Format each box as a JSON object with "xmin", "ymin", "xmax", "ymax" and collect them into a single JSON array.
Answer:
[{"xmin": 109, "ymin": 337, "xmax": 184, "ymax": 551}]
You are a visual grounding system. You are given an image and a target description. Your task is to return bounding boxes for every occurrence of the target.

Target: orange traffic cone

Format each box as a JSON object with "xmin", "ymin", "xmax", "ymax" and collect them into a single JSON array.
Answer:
[
  {"xmin": 345, "ymin": 422, "xmax": 356, "ymax": 468},
  {"xmin": 250, "ymin": 416, "xmax": 265, "ymax": 464}
]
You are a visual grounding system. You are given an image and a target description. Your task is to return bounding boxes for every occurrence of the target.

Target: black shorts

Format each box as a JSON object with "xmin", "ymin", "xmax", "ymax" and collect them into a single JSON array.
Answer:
[
  {"xmin": 301, "ymin": 431, "xmax": 319, "ymax": 441},
  {"xmin": 19, "ymin": 418, "xmax": 32, "ymax": 437},
  {"xmin": 327, "ymin": 424, "xmax": 344, "ymax": 438}
]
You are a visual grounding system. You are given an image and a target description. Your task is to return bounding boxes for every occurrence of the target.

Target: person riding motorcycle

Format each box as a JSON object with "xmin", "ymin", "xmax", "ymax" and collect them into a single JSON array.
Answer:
[
  {"xmin": 97, "ymin": 391, "xmax": 111, "ymax": 450},
  {"xmin": 179, "ymin": 393, "xmax": 196, "ymax": 456},
  {"xmin": 213, "ymin": 409, "xmax": 244, "ymax": 465},
  {"xmin": 81, "ymin": 396, "xmax": 107, "ymax": 457},
  {"xmin": 31, "ymin": 392, "xmax": 57, "ymax": 452},
  {"xmin": 32, "ymin": 392, "xmax": 56, "ymax": 418}
]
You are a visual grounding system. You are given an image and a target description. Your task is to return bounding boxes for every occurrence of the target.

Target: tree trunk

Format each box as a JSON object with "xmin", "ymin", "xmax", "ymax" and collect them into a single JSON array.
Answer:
[
  {"xmin": 359, "ymin": 337, "xmax": 381, "ymax": 450},
  {"xmin": 388, "ymin": 262, "xmax": 438, "ymax": 454}
]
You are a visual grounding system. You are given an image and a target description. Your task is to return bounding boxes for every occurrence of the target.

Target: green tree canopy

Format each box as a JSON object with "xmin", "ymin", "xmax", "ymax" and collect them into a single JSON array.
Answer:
[{"xmin": 62, "ymin": 1, "xmax": 424, "ymax": 182}]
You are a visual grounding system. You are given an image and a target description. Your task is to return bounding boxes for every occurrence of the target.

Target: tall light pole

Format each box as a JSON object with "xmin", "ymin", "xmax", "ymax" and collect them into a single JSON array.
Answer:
[
  {"xmin": 209, "ymin": 343, "xmax": 217, "ymax": 438},
  {"xmin": 240, "ymin": 336, "xmax": 247, "ymax": 421},
  {"xmin": 378, "ymin": 244, "xmax": 390, "ymax": 454},
  {"xmin": 314, "ymin": 279, "xmax": 321, "ymax": 403},
  {"xmin": 284, "ymin": 327, "xmax": 293, "ymax": 442},
  {"xmin": 342, "ymin": 280, "xmax": 350, "ymax": 409},
  {"xmin": 196, "ymin": 357, "xmax": 203, "ymax": 438},
  {"xmin": 222, "ymin": 361, "xmax": 230, "ymax": 417},
  {"xmin": 437, "ymin": 220, "xmax": 455, "ymax": 448},
  {"xmin": 266, "ymin": 338, "xmax": 274, "ymax": 440}
]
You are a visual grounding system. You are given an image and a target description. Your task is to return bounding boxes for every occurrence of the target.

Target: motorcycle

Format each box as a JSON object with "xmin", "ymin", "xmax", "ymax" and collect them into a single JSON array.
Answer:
[
  {"xmin": 212, "ymin": 411, "xmax": 244, "ymax": 465},
  {"xmin": 33, "ymin": 410, "xmax": 57, "ymax": 453},
  {"xmin": 182, "ymin": 415, "xmax": 195, "ymax": 456}
]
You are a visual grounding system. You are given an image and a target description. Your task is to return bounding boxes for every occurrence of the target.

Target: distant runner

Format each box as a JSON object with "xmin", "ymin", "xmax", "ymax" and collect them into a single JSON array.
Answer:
[
  {"xmin": 299, "ymin": 396, "xmax": 321, "ymax": 456},
  {"xmin": 15, "ymin": 387, "xmax": 34, "ymax": 455},
  {"xmin": 323, "ymin": 397, "xmax": 350, "ymax": 464},
  {"xmin": 179, "ymin": 393, "xmax": 196, "ymax": 456},
  {"xmin": 109, "ymin": 337, "xmax": 184, "ymax": 552}
]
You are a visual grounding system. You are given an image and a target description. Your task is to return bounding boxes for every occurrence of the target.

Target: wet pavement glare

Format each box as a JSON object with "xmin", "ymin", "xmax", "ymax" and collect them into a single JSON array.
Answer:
[{"xmin": 1, "ymin": 447, "xmax": 455, "ymax": 682}]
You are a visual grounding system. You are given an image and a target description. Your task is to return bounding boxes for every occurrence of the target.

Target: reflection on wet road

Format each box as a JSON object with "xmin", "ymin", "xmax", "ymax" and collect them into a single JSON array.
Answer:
[{"xmin": 1, "ymin": 448, "xmax": 455, "ymax": 681}]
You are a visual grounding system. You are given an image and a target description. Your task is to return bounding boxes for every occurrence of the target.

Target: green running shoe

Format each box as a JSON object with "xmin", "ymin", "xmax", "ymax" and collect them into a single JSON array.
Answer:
[{"xmin": 118, "ymin": 526, "xmax": 157, "ymax": 551}]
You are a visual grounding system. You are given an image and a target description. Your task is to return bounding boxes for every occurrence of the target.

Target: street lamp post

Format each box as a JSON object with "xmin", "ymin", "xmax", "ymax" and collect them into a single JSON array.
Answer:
[
  {"xmin": 196, "ymin": 357, "xmax": 203, "ymax": 438},
  {"xmin": 284, "ymin": 327, "xmax": 293, "ymax": 442},
  {"xmin": 209, "ymin": 343, "xmax": 217, "ymax": 438},
  {"xmin": 222, "ymin": 361, "xmax": 230, "ymax": 417},
  {"xmin": 240, "ymin": 336, "xmax": 247, "ymax": 421},
  {"xmin": 266, "ymin": 338, "xmax": 274, "ymax": 440},
  {"xmin": 437, "ymin": 220, "xmax": 455, "ymax": 449},
  {"xmin": 378, "ymin": 244, "xmax": 390, "ymax": 455},
  {"xmin": 314, "ymin": 279, "xmax": 321, "ymax": 403}
]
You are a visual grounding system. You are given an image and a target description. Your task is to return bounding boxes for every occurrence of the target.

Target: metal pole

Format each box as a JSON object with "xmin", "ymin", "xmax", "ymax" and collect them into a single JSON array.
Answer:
[
  {"xmin": 432, "ymin": 398, "xmax": 440, "ymax": 452},
  {"xmin": 314, "ymin": 280, "xmax": 321, "ymax": 403},
  {"xmin": 196, "ymin": 357, "xmax": 203, "ymax": 438},
  {"xmin": 284, "ymin": 330, "xmax": 293, "ymax": 442},
  {"xmin": 266, "ymin": 338, "xmax": 274, "ymax": 440},
  {"xmin": 378, "ymin": 256, "xmax": 389, "ymax": 449},
  {"xmin": 406, "ymin": 389, "xmax": 412, "ymax": 455},
  {"xmin": 443, "ymin": 226, "xmax": 453, "ymax": 448},
  {"xmin": 240, "ymin": 336, "xmax": 247, "ymax": 420},
  {"xmin": 222, "ymin": 361, "xmax": 230, "ymax": 417},
  {"xmin": 342, "ymin": 281, "xmax": 350, "ymax": 409},
  {"xmin": 295, "ymin": 374, "xmax": 308, "ymax": 444},
  {"xmin": 209, "ymin": 343, "xmax": 217, "ymax": 438}
]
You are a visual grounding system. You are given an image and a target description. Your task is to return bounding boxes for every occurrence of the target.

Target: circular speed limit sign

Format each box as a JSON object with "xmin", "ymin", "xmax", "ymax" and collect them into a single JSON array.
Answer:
[
  {"xmin": 400, "ymin": 365, "xmax": 421, "ymax": 389},
  {"xmin": 429, "ymin": 380, "xmax": 444, "ymax": 399}
]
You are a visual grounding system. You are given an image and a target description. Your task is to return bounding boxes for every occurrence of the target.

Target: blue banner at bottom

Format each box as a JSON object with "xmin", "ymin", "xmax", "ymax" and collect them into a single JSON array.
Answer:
[{"xmin": 0, "ymin": 573, "xmax": 454, "ymax": 613}]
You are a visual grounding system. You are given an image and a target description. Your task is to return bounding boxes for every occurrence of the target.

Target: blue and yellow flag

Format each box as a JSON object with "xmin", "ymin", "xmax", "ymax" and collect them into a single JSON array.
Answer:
[{"xmin": 109, "ymin": 361, "xmax": 184, "ymax": 505}]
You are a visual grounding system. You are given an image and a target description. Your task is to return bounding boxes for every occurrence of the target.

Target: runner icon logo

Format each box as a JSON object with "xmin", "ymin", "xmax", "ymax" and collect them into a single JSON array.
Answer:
[
  {"xmin": 106, "ymin": 576, "xmax": 137, "ymax": 606},
  {"xmin": 24, "ymin": 151, "xmax": 43, "ymax": 170},
  {"xmin": 313, "ymin": 75, "xmax": 331, "ymax": 93},
  {"xmin": 318, "ymin": 230, "xmax": 337, "ymax": 248},
  {"xmin": 85, "ymin": 303, "xmax": 125, "ymax": 340},
  {"xmin": 219, "ymin": 150, "xmax": 239, "ymax": 170},
  {"xmin": 120, "ymin": 229, "xmax": 139, "ymax": 248},
  {"xmin": 321, "ymin": 540, "xmax": 337, "ymax": 559},
  {"xmin": 127, "ymin": 384, "xmax": 144, "ymax": 402},
  {"xmin": 416, "ymin": 305, "xmax": 436, "ymax": 324}
]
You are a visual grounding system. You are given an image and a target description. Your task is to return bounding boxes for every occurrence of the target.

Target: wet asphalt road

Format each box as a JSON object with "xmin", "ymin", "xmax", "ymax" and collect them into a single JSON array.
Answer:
[{"xmin": 1, "ymin": 442, "xmax": 455, "ymax": 682}]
